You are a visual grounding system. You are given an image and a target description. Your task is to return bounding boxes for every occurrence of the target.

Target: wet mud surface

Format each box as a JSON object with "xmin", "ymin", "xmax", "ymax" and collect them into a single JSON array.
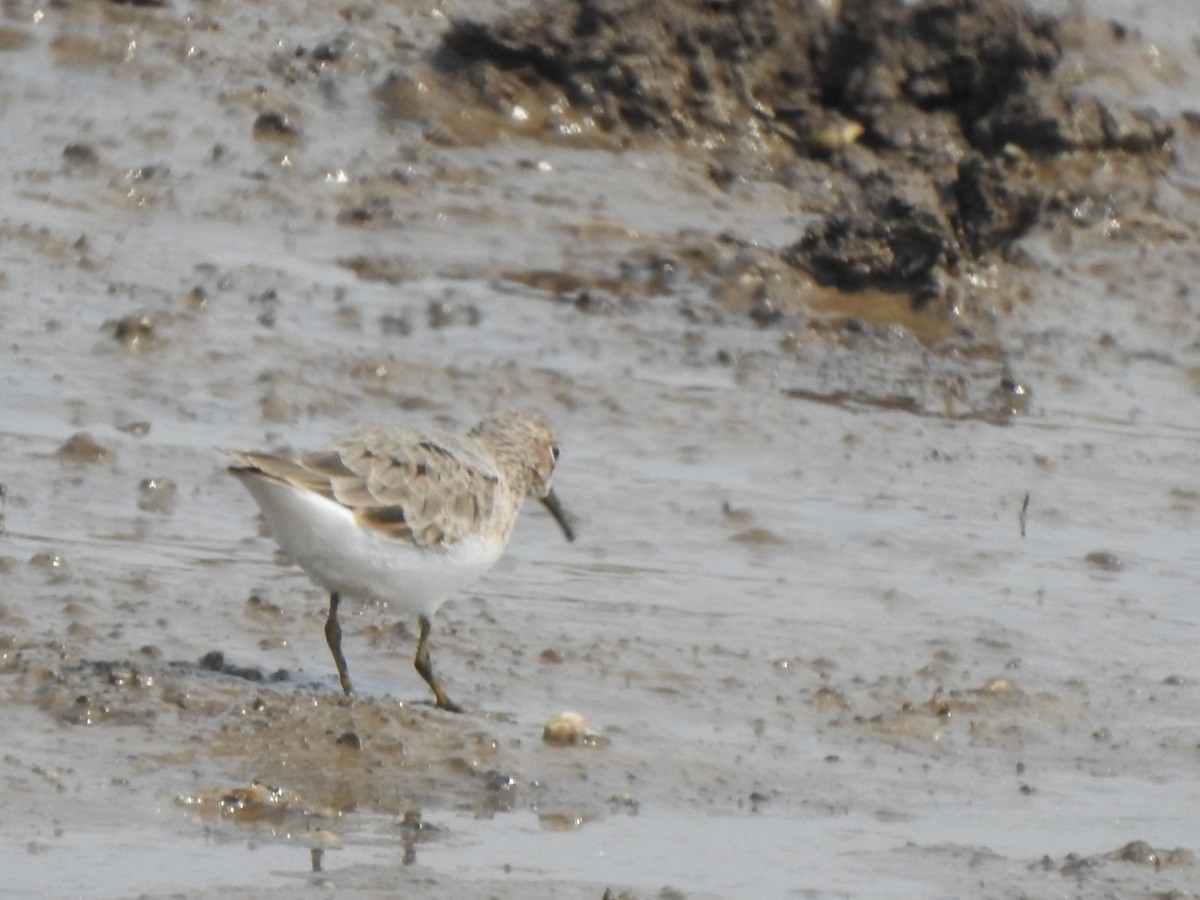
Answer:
[{"xmin": 3, "ymin": 0, "xmax": 1200, "ymax": 896}]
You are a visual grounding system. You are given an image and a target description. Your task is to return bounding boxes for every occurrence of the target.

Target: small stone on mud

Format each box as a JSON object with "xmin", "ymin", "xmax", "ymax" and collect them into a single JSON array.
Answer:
[
  {"xmin": 0, "ymin": 25, "xmax": 32, "ymax": 51},
  {"xmin": 107, "ymin": 313, "xmax": 161, "ymax": 350},
  {"xmin": 62, "ymin": 143, "xmax": 98, "ymax": 166},
  {"xmin": 259, "ymin": 390, "xmax": 298, "ymax": 423},
  {"xmin": 244, "ymin": 593, "xmax": 284, "ymax": 619},
  {"xmin": 730, "ymin": 526, "xmax": 786, "ymax": 546},
  {"xmin": 180, "ymin": 781, "xmax": 336, "ymax": 825},
  {"xmin": 1106, "ymin": 840, "xmax": 1194, "ymax": 867},
  {"xmin": 29, "ymin": 552, "xmax": 67, "ymax": 570},
  {"xmin": 481, "ymin": 770, "xmax": 516, "ymax": 791},
  {"xmin": 136, "ymin": 477, "xmax": 177, "ymax": 514},
  {"xmin": 56, "ymin": 432, "xmax": 112, "ymax": 464},
  {"xmin": 1083, "ymin": 551, "xmax": 1124, "ymax": 572},
  {"xmin": 379, "ymin": 313, "xmax": 411, "ymax": 336},
  {"xmin": 183, "ymin": 285, "xmax": 208, "ymax": 311},
  {"xmin": 538, "ymin": 810, "xmax": 589, "ymax": 831},
  {"xmin": 980, "ymin": 677, "xmax": 1018, "ymax": 694},
  {"xmin": 348, "ymin": 358, "xmax": 390, "ymax": 380},
  {"xmin": 105, "ymin": 663, "xmax": 153, "ymax": 689},
  {"xmin": 252, "ymin": 111, "xmax": 301, "ymax": 143},
  {"xmin": 749, "ymin": 790, "xmax": 772, "ymax": 809},
  {"xmin": 426, "ymin": 299, "xmax": 481, "ymax": 329},
  {"xmin": 542, "ymin": 711, "xmax": 606, "ymax": 747},
  {"xmin": 398, "ymin": 809, "xmax": 443, "ymax": 836},
  {"xmin": 335, "ymin": 731, "xmax": 362, "ymax": 750},
  {"xmin": 810, "ymin": 686, "xmax": 849, "ymax": 711},
  {"xmin": 198, "ymin": 650, "xmax": 267, "ymax": 683},
  {"xmin": 720, "ymin": 501, "xmax": 754, "ymax": 524},
  {"xmin": 608, "ymin": 793, "xmax": 639, "ymax": 814}
]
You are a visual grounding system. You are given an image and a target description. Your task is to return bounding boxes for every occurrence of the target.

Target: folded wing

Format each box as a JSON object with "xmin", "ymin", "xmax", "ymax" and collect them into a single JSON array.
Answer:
[{"xmin": 229, "ymin": 427, "xmax": 505, "ymax": 548}]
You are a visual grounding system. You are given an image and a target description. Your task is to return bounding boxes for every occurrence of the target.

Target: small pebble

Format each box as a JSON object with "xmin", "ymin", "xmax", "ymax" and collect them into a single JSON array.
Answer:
[
  {"xmin": 56, "ymin": 432, "xmax": 112, "ymax": 464},
  {"xmin": 137, "ymin": 477, "xmax": 178, "ymax": 514},
  {"xmin": 542, "ymin": 711, "xmax": 606, "ymax": 747}
]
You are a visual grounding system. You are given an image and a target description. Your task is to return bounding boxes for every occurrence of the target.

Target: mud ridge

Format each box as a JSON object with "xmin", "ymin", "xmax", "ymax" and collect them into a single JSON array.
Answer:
[{"xmin": 430, "ymin": 0, "xmax": 1174, "ymax": 302}]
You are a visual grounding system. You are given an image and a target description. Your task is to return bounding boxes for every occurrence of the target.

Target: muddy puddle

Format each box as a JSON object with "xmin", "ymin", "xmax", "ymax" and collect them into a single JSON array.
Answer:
[{"xmin": 3, "ymin": 0, "xmax": 1200, "ymax": 896}]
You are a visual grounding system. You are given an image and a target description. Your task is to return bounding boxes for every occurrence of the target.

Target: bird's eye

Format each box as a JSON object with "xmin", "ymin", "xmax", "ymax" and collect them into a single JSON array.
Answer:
[{"xmin": 550, "ymin": 445, "xmax": 561, "ymax": 464}]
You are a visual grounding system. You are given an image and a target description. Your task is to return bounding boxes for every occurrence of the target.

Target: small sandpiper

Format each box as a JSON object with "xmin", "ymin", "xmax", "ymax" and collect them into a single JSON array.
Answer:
[{"xmin": 227, "ymin": 411, "xmax": 574, "ymax": 711}]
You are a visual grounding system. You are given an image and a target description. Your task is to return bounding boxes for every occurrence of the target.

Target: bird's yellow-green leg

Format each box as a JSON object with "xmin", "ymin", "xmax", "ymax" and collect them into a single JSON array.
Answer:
[
  {"xmin": 414, "ymin": 614, "xmax": 462, "ymax": 712},
  {"xmin": 324, "ymin": 592, "xmax": 355, "ymax": 697}
]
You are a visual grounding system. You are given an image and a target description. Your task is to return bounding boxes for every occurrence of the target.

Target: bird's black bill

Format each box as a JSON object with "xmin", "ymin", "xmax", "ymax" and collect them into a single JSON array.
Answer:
[{"xmin": 540, "ymin": 489, "xmax": 576, "ymax": 542}]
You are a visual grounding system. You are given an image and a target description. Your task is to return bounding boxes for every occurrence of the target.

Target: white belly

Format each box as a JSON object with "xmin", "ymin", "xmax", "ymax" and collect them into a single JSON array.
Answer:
[{"xmin": 238, "ymin": 474, "xmax": 506, "ymax": 618}]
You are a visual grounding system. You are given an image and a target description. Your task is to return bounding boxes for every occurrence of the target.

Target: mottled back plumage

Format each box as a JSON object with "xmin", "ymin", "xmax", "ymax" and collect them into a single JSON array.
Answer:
[{"xmin": 229, "ymin": 412, "xmax": 561, "ymax": 550}]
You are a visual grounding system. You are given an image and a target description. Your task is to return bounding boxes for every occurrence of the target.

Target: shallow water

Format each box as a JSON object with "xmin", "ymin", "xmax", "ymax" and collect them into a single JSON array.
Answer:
[{"xmin": 2, "ymin": 0, "xmax": 1200, "ymax": 897}]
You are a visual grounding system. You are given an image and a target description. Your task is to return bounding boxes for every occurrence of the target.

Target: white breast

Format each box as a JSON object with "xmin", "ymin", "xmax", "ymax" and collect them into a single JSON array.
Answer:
[{"xmin": 237, "ymin": 473, "xmax": 507, "ymax": 618}]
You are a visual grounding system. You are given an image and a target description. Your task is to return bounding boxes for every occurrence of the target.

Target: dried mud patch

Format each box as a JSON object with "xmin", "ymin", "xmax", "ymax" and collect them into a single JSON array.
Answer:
[
  {"xmin": 429, "ymin": 0, "xmax": 1174, "ymax": 296},
  {"xmin": 401, "ymin": 0, "xmax": 1188, "ymax": 420}
]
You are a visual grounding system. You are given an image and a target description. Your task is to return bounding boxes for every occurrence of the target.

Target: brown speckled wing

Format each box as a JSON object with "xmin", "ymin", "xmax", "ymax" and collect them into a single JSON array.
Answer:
[{"xmin": 312, "ymin": 427, "xmax": 505, "ymax": 548}]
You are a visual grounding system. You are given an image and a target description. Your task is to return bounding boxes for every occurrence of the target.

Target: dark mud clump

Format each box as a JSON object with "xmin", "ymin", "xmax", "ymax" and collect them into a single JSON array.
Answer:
[{"xmin": 430, "ymin": 0, "xmax": 1173, "ymax": 302}]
